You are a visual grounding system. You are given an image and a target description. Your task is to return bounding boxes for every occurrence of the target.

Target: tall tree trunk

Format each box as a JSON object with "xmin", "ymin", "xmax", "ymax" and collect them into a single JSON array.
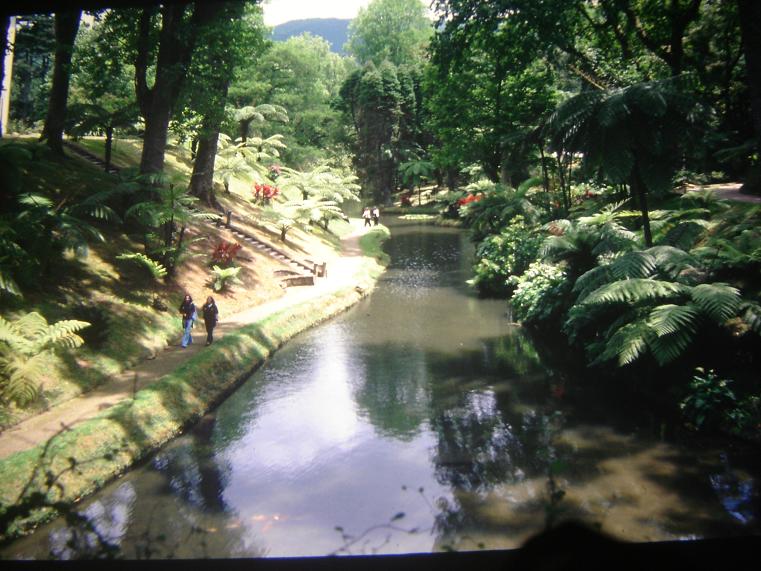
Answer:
[
  {"xmin": 40, "ymin": 10, "xmax": 80, "ymax": 153},
  {"xmin": 631, "ymin": 163, "xmax": 653, "ymax": 247},
  {"xmin": 139, "ymin": 3, "xmax": 192, "ymax": 176},
  {"xmin": 1, "ymin": 15, "xmax": 9, "ymax": 137},
  {"xmin": 738, "ymin": 0, "xmax": 761, "ymax": 192},
  {"xmin": 189, "ymin": 127, "xmax": 222, "ymax": 205},
  {"xmin": 104, "ymin": 125, "xmax": 113, "ymax": 171},
  {"xmin": 188, "ymin": 1, "xmax": 245, "ymax": 205}
]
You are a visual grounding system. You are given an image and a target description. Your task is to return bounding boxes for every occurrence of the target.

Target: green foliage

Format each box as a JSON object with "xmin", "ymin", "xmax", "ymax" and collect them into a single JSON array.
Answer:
[
  {"xmin": 509, "ymin": 262, "xmax": 570, "ymax": 324},
  {"xmin": 229, "ymin": 32, "xmax": 353, "ymax": 167},
  {"xmin": 541, "ymin": 207, "xmax": 640, "ymax": 281},
  {"xmin": 470, "ymin": 216, "xmax": 543, "ymax": 297},
  {"xmin": 346, "ymin": 0, "xmax": 433, "ymax": 66},
  {"xmin": 7, "ymin": 15, "xmax": 56, "ymax": 129},
  {"xmin": 460, "ymin": 179, "xmax": 543, "ymax": 243},
  {"xmin": 565, "ymin": 242, "xmax": 750, "ymax": 367},
  {"xmin": 678, "ymin": 368, "xmax": 759, "ymax": 434},
  {"xmin": 0, "ymin": 312, "xmax": 89, "ymax": 406},
  {"xmin": 210, "ymin": 265, "xmax": 242, "ymax": 292},
  {"xmin": 115, "ymin": 252, "xmax": 167, "ymax": 281},
  {"xmin": 124, "ymin": 173, "xmax": 218, "ymax": 273}
]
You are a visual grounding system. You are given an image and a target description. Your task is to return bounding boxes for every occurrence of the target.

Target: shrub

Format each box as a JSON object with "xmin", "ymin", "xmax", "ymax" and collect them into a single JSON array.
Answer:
[
  {"xmin": 210, "ymin": 241, "xmax": 242, "ymax": 268},
  {"xmin": 678, "ymin": 367, "xmax": 761, "ymax": 436},
  {"xmin": 253, "ymin": 183, "xmax": 280, "ymax": 204},
  {"xmin": 470, "ymin": 216, "xmax": 543, "ymax": 297},
  {"xmin": 210, "ymin": 265, "xmax": 242, "ymax": 292},
  {"xmin": 509, "ymin": 262, "xmax": 570, "ymax": 324}
]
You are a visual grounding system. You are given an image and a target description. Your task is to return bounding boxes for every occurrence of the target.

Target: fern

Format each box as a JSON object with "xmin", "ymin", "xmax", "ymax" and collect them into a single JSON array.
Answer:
[
  {"xmin": 583, "ymin": 278, "xmax": 688, "ymax": 306},
  {"xmin": 690, "ymin": 283, "xmax": 740, "ymax": 323},
  {"xmin": 595, "ymin": 319, "xmax": 650, "ymax": 366},
  {"xmin": 609, "ymin": 251, "xmax": 657, "ymax": 280},
  {"xmin": 647, "ymin": 304, "xmax": 700, "ymax": 337},
  {"xmin": 0, "ymin": 269, "xmax": 21, "ymax": 297},
  {"xmin": 116, "ymin": 252, "xmax": 168, "ymax": 280},
  {"xmin": 740, "ymin": 301, "xmax": 761, "ymax": 334},
  {"xmin": 211, "ymin": 265, "xmax": 242, "ymax": 292},
  {"xmin": 0, "ymin": 312, "xmax": 89, "ymax": 406}
]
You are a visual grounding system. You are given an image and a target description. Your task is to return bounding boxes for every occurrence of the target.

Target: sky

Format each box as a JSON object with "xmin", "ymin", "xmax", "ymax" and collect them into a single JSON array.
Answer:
[{"xmin": 262, "ymin": 0, "xmax": 373, "ymax": 27}]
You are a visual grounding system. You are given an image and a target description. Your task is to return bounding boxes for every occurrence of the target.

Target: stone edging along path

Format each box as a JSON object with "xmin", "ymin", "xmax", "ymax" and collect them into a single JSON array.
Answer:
[{"xmin": 0, "ymin": 224, "xmax": 388, "ymax": 541}]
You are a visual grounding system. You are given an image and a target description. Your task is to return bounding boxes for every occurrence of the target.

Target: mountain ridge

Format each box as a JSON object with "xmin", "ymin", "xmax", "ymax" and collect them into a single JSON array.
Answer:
[{"xmin": 272, "ymin": 17, "xmax": 351, "ymax": 54}]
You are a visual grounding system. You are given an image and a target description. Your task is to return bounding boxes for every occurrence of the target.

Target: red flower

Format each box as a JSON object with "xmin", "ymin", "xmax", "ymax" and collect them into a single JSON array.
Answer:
[
  {"xmin": 457, "ymin": 194, "xmax": 483, "ymax": 206},
  {"xmin": 211, "ymin": 241, "xmax": 242, "ymax": 266},
  {"xmin": 253, "ymin": 183, "xmax": 280, "ymax": 202}
]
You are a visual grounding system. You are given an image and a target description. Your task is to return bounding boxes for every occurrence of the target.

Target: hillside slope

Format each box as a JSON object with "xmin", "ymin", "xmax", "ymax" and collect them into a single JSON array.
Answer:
[
  {"xmin": 272, "ymin": 18, "xmax": 350, "ymax": 53},
  {"xmin": 0, "ymin": 136, "xmax": 353, "ymax": 428}
]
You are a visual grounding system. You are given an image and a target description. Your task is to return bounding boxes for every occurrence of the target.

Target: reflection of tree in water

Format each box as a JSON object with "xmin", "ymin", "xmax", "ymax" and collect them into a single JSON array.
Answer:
[
  {"xmin": 428, "ymin": 376, "xmax": 566, "ymax": 548},
  {"xmin": 35, "ymin": 414, "xmax": 267, "ymax": 559},
  {"xmin": 430, "ymin": 390, "xmax": 555, "ymax": 491},
  {"xmin": 488, "ymin": 329, "xmax": 545, "ymax": 378},
  {"xmin": 353, "ymin": 344, "xmax": 431, "ymax": 441},
  {"xmin": 152, "ymin": 415, "xmax": 230, "ymax": 514}
]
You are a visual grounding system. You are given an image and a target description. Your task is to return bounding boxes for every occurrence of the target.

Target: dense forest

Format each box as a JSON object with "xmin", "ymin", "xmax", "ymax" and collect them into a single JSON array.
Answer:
[{"xmin": 1, "ymin": 0, "xmax": 760, "ymax": 455}]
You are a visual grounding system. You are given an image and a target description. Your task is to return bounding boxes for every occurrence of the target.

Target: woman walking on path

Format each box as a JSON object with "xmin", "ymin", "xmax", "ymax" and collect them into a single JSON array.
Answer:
[
  {"xmin": 179, "ymin": 294, "xmax": 196, "ymax": 348},
  {"xmin": 362, "ymin": 207, "xmax": 372, "ymax": 227},
  {"xmin": 372, "ymin": 206, "xmax": 380, "ymax": 226},
  {"xmin": 202, "ymin": 296, "xmax": 219, "ymax": 345}
]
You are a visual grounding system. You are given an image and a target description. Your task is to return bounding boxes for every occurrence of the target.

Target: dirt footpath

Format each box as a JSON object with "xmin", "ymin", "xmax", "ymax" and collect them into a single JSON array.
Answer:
[{"xmin": 0, "ymin": 222, "xmax": 375, "ymax": 460}]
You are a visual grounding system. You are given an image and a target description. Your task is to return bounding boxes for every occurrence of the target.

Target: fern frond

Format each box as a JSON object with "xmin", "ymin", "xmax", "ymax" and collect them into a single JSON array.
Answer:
[
  {"xmin": 647, "ymin": 304, "xmax": 700, "ymax": 337},
  {"xmin": 573, "ymin": 264, "xmax": 612, "ymax": 300},
  {"xmin": 583, "ymin": 279, "xmax": 688, "ymax": 306},
  {"xmin": 690, "ymin": 283, "xmax": 741, "ymax": 323},
  {"xmin": 647, "ymin": 326, "xmax": 696, "ymax": 365},
  {"xmin": 597, "ymin": 319, "xmax": 650, "ymax": 366},
  {"xmin": 740, "ymin": 301, "xmax": 761, "ymax": 334},
  {"xmin": 0, "ymin": 270, "xmax": 22, "ymax": 297},
  {"xmin": 35, "ymin": 320, "xmax": 89, "ymax": 350},
  {"xmin": 645, "ymin": 245, "xmax": 698, "ymax": 279},
  {"xmin": 609, "ymin": 251, "xmax": 656, "ymax": 280},
  {"xmin": 0, "ymin": 315, "xmax": 30, "ymax": 350},
  {"xmin": 116, "ymin": 253, "xmax": 168, "ymax": 280},
  {"xmin": 12, "ymin": 312, "xmax": 50, "ymax": 343},
  {"xmin": 541, "ymin": 235, "xmax": 576, "ymax": 258}
]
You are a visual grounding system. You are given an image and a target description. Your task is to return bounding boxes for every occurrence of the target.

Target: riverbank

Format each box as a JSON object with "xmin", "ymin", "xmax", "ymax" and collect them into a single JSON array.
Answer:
[{"xmin": 0, "ymin": 223, "xmax": 389, "ymax": 542}]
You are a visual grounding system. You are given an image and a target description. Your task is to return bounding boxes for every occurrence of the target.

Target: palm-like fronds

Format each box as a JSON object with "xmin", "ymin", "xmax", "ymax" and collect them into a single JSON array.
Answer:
[
  {"xmin": 0, "ymin": 312, "xmax": 89, "ymax": 406},
  {"xmin": 690, "ymin": 283, "xmax": 741, "ymax": 322},
  {"xmin": 116, "ymin": 252, "xmax": 168, "ymax": 280},
  {"xmin": 583, "ymin": 278, "xmax": 689, "ymax": 306},
  {"xmin": 211, "ymin": 265, "xmax": 242, "ymax": 292}
]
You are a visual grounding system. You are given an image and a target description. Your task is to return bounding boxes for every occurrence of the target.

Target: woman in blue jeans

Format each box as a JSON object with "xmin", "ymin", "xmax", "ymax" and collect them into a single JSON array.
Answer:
[{"xmin": 179, "ymin": 294, "xmax": 196, "ymax": 348}]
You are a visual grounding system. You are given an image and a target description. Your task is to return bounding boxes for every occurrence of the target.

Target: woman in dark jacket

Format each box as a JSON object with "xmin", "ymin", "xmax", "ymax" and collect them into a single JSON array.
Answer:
[
  {"xmin": 202, "ymin": 296, "xmax": 219, "ymax": 345},
  {"xmin": 179, "ymin": 294, "xmax": 196, "ymax": 348}
]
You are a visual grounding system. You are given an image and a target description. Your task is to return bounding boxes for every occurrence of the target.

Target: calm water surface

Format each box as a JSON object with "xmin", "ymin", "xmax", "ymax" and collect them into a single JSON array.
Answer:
[{"xmin": 4, "ymin": 219, "xmax": 760, "ymax": 559}]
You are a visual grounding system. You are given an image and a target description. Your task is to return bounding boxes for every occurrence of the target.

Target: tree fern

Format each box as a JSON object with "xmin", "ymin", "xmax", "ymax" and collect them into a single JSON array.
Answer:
[{"xmin": 583, "ymin": 278, "xmax": 688, "ymax": 306}]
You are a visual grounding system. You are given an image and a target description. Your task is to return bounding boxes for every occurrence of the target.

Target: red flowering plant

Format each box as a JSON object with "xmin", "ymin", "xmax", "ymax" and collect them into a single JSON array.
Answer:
[
  {"xmin": 211, "ymin": 240, "xmax": 242, "ymax": 268},
  {"xmin": 457, "ymin": 193, "xmax": 484, "ymax": 207},
  {"xmin": 253, "ymin": 182, "xmax": 280, "ymax": 204}
]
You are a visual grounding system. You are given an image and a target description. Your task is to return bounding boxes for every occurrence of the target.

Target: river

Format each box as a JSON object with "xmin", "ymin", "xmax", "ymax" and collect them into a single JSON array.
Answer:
[{"xmin": 3, "ymin": 218, "xmax": 759, "ymax": 559}]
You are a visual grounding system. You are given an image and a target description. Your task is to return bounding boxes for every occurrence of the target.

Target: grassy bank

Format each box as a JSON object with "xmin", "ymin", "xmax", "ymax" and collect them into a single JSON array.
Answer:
[{"xmin": 0, "ymin": 227, "xmax": 390, "ymax": 542}]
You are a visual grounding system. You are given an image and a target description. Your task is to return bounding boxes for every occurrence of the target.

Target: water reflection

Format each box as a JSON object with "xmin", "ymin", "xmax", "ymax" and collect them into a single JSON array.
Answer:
[{"xmin": 3, "ymin": 220, "xmax": 760, "ymax": 559}]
